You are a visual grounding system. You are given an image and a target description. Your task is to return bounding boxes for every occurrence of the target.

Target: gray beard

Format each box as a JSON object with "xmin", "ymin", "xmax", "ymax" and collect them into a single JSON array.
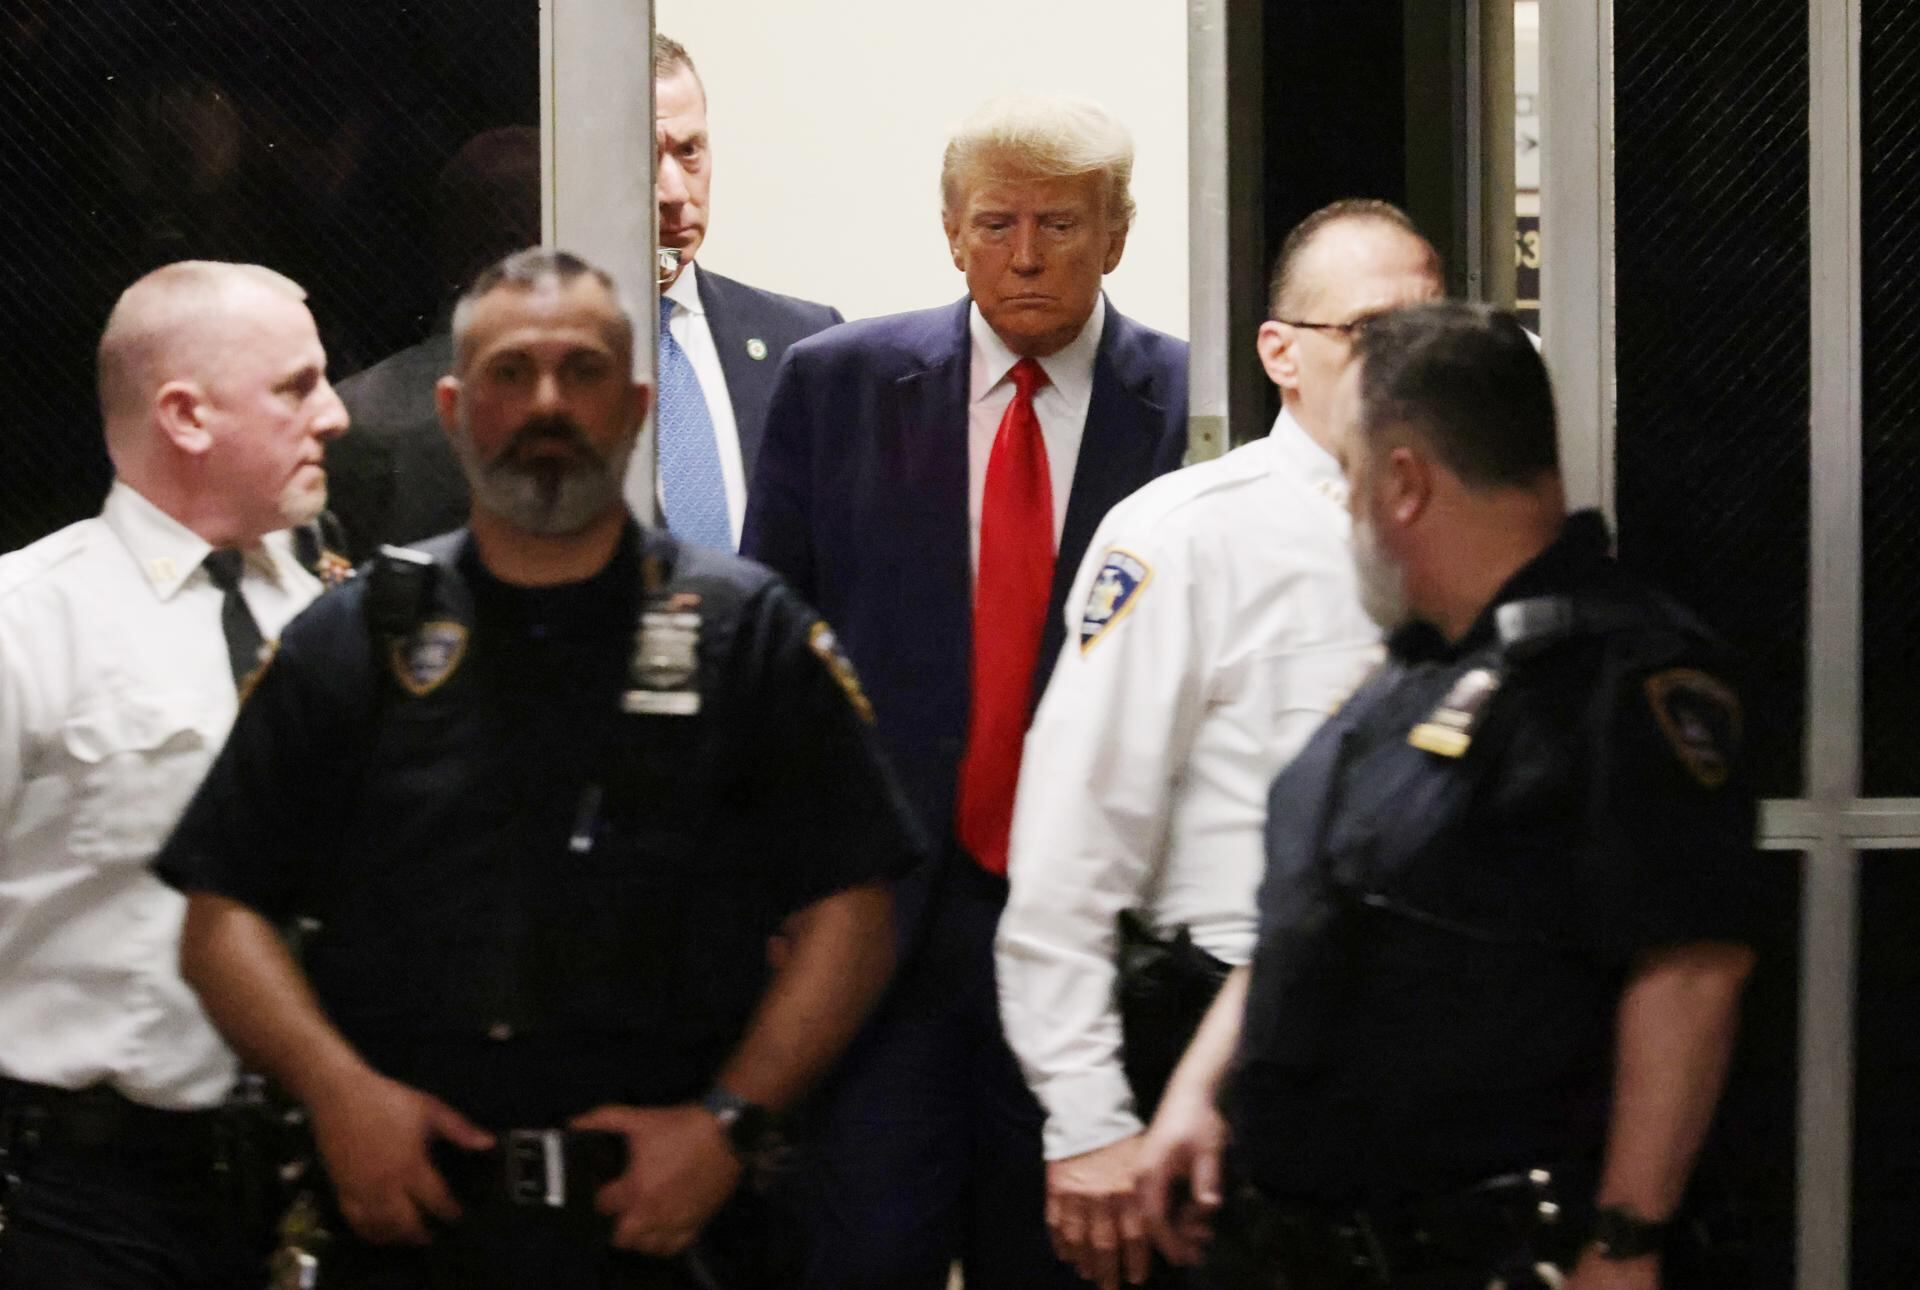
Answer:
[
  {"xmin": 457, "ymin": 423, "xmax": 631, "ymax": 537},
  {"xmin": 1351, "ymin": 512, "xmax": 1411, "ymax": 632}
]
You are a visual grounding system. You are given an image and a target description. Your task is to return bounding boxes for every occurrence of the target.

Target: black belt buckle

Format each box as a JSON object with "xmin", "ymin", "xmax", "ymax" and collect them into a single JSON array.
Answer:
[{"xmin": 504, "ymin": 1129, "xmax": 566, "ymax": 1208}]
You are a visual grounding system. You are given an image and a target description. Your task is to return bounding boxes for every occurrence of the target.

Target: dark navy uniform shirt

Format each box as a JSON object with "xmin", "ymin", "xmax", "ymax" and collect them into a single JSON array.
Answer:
[
  {"xmin": 156, "ymin": 521, "xmax": 923, "ymax": 1129},
  {"xmin": 1228, "ymin": 511, "xmax": 1759, "ymax": 1204}
]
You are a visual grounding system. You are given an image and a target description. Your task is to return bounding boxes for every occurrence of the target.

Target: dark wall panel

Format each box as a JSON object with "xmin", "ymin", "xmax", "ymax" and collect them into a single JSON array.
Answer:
[{"xmin": 1613, "ymin": 1, "xmax": 1810, "ymax": 798}]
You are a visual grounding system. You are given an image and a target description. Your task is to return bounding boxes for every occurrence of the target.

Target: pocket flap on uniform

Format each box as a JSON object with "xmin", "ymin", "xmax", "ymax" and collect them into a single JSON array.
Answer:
[{"xmin": 59, "ymin": 693, "xmax": 216, "ymax": 763}]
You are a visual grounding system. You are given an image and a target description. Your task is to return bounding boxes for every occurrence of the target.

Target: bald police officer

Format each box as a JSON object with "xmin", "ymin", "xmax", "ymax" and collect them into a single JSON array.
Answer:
[{"xmin": 0, "ymin": 261, "xmax": 347, "ymax": 1287}]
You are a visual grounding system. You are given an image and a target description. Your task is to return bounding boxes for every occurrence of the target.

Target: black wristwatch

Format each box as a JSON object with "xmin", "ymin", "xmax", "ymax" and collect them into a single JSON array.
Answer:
[
  {"xmin": 700, "ymin": 1086, "xmax": 778, "ymax": 1163},
  {"xmin": 1588, "ymin": 1205, "xmax": 1670, "ymax": 1260}
]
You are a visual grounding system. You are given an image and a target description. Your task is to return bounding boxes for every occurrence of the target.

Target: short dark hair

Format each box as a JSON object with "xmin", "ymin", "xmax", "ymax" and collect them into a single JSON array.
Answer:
[
  {"xmin": 1267, "ymin": 199, "xmax": 1438, "ymax": 317},
  {"xmin": 450, "ymin": 247, "xmax": 635, "ymax": 369},
  {"xmin": 1352, "ymin": 300, "xmax": 1558, "ymax": 490},
  {"xmin": 655, "ymin": 33, "xmax": 697, "ymax": 81}
]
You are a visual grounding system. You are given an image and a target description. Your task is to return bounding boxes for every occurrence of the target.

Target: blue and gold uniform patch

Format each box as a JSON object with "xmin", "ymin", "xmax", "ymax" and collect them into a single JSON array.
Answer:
[
  {"xmin": 1078, "ymin": 549, "xmax": 1152, "ymax": 653},
  {"xmin": 1645, "ymin": 667, "xmax": 1742, "ymax": 789},
  {"xmin": 391, "ymin": 620, "xmax": 469, "ymax": 697}
]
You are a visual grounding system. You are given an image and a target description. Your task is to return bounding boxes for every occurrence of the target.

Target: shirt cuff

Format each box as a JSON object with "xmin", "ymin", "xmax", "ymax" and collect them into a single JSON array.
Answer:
[{"xmin": 1039, "ymin": 1066, "xmax": 1147, "ymax": 1161}]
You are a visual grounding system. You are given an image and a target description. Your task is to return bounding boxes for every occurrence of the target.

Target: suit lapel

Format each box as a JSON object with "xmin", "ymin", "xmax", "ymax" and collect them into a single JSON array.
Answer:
[
  {"xmin": 885, "ymin": 302, "xmax": 974, "ymax": 640},
  {"xmin": 1039, "ymin": 303, "xmax": 1167, "ymax": 693},
  {"xmin": 696, "ymin": 270, "xmax": 771, "ymax": 480}
]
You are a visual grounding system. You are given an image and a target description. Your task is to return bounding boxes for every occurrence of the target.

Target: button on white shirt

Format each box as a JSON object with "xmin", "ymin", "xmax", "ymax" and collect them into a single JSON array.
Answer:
[
  {"xmin": 996, "ymin": 412, "xmax": 1383, "ymax": 1160},
  {"xmin": 967, "ymin": 299, "xmax": 1106, "ymax": 576},
  {"xmin": 0, "ymin": 483, "xmax": 322, "ymax": 1109},
  {"xmin": 661, "ymin": 263, "xmax": 749, "ymax": 548}
]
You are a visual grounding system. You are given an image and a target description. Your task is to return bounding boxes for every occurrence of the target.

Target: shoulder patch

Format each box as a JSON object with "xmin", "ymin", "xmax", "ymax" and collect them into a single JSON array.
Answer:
[
  {"xmin": 1078, "ymin": 549, "xmax": 1153, "ymax": 653},
  {"xmin": 1645, "ymin": 667, "xmax": 1742, "ymax": 790},
  {"xmin": 809, "ymin": 621, "xmax": 875, "ymax": 723},
  {"xmin": 390, "ymin": 620, "xmax": 469, "ymax": 697}
]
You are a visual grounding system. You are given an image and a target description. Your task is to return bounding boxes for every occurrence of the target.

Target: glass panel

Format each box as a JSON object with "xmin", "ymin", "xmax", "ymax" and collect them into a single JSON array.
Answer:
[
  {"xmin": 0, "ymin": 0, "xmax": 539, "ymax": 554},
  {"xmin": 1612, "ymin": 1, "xmax": 1810, "ymax": 798},
  {"xmin": 1859, "ymin": 5, "xmax": 1920, "ymax": 795}
]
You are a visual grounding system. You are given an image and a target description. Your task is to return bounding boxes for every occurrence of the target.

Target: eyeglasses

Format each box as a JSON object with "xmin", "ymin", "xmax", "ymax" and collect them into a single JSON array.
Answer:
[{"xmin": 1272, "ymin": 316, "xmax": 1373, "ymax": 340}]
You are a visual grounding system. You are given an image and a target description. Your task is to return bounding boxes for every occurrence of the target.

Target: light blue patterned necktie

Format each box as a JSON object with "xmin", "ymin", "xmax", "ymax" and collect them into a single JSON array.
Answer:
[{"xmin": 656, "ymin": 294, "xmax": 733, "ymax": 549}]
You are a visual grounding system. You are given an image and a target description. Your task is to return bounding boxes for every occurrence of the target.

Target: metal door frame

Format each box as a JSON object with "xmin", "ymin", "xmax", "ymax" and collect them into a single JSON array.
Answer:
[{"xmin": 541, "ymin": 0, "xmax": 658, "ymax": 515}]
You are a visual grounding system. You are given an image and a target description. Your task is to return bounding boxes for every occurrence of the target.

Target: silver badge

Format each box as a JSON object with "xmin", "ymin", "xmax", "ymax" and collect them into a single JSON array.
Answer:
[
  {"xmin": 746, "ymin": 337, "xmax": 769, "ymax": 361},
  {"xmin": 626, "ymin": 610, "xmax": 702, "ymax": 715}
]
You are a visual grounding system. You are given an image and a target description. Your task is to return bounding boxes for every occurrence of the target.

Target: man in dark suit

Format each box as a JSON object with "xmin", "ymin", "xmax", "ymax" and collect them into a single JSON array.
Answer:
[
  {"xmin": 326, "ymin": 37, "xmax": 840, "ymax": 560},
  {"xmin": 324, "ymin": 126, "xmax": 541, "ymax": 561},
  {"xmin": 646, "ymin": 33, "xmax": 843, "ymax": 552},
  {"xmin": 742, "ymin": 94, "xmax": 1189, "ymax": 1290}
]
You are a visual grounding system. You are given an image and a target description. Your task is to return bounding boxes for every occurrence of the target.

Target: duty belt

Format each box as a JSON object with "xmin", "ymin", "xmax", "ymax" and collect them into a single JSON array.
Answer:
[
  {"xmin": 1221, "ymin": 1168, "xmax": 1584, "ymax": 1289},
  {"xmin": 0, "ymin": 1076, "xmax": 234, "ymax": 1164}
]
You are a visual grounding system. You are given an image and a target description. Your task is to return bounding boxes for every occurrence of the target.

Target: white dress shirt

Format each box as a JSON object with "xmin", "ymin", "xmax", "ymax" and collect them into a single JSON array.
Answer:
[
  {"xmin": 662, "ymin": 263, "xmax": 749, "ymax": 548},
  {"xmin": 967, "ymin": 299, "xmax": 1106, "ymax": 576},
  {"xmin": 0, "ymin": 483, "xmax": 322, "ymax": 1109},
  {"xmin": 996, "ymin": 412, "xmax": 1383, "ymax": 1160}
]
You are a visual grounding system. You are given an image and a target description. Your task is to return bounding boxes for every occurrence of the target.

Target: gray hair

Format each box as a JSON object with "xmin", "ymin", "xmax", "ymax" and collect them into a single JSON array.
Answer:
[
  {"xmin": 940, "ymin": 95, "xmax": 1136, "ymax": 230},
  {"xmin": 449, "ymin": 247, "xmax": 637, "ymax": 370},
  {"xmin": 97, "ymin": 260, "xmax": 307, "ymax": 430}
]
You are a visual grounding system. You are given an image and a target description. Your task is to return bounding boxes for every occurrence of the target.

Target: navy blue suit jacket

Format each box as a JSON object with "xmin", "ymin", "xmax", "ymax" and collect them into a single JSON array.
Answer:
[
  {"xmin": 696, "ymin": 268, "xmax": 843, "ymax": 483},
  {"xmin": 325, "ymin": 270, "xmax": 840, "ymax": 561},
  {"xmin": 741, "ymin": 297, "xmax": 1189, "ymax": 948}
]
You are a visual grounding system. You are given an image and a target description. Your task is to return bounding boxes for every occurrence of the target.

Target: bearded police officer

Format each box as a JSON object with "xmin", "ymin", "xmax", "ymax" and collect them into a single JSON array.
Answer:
[
  {"xmin": 155, "ymin": 249, "xmax": 920, "ymax": 1289},
  {"xmin": 1135, "ymin": 301, "xmax": 1758, "ymax": 1290}
]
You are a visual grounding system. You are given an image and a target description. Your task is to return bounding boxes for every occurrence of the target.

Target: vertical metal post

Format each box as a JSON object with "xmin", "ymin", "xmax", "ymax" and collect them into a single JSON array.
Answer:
[
  {"xmin": 1187, "ymin": 0, "xmax": 1264, "ymax": 458},
  {"xmin": 1476, "ymin": 0, "xmax": 1518, "ymax": 310},
  {"xmin": 548, "ymin": 0, "xmax": 657, "ymax": 522},
  {"xmin": 1461, "ymin": 0, "xmax": 1484, "ymax": 300},
  {"xmin": 1801, "ymin": 0, "xmax": 1863, "ymax": 1285},
  {"xmin": 1536, "ymin": 0, "xmax": 1614, "ymax": 519},
  {"xmin": 1187, "ymin": 0, "xmax": 1230, "ymax": 464}
]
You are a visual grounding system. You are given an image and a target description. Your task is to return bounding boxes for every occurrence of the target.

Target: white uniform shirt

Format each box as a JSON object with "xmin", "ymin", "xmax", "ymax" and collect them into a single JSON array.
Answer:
[
  {"xmin": 966, "ymin": 299, "xmax": 1105, "ymax": 575},
  {"xmin": 996, "ymin": 412, "xmax": 1382, "ymax": 1160},
  {"xmin": 0, "ymin": 483, "xmax": 321, "ymax": 1109},
  {"xmin": 662, "ymin": 263, "xmax": 749, "ymax": 548}
]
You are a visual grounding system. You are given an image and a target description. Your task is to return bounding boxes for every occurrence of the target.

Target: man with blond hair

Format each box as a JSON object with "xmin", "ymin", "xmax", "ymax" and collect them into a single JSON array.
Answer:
[
  {"xmin": 744, "ymin": 94, "xmax": 1188, "ymax": 1289},
  {"xmin": 0, "ymin": 260, "xmax": 347, "ymax": 1286}
]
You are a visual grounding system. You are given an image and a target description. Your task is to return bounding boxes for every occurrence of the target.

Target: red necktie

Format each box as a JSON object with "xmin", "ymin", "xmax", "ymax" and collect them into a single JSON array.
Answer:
[{"xmin": 956, "ymin": 356, "xmax": 1055, "ymax": 876}]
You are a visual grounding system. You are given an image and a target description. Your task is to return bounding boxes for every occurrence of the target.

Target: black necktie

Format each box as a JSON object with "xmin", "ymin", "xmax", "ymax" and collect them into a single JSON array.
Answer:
[{"xmin": 202, "ymin": 548, "xmax": 266, "ymax": 686}]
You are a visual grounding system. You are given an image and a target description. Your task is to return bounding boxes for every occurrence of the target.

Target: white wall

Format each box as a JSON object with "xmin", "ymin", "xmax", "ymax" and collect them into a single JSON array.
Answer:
[{"xmin": 655, "ymin": 0, "xmax": 1189, "ymax": 338}]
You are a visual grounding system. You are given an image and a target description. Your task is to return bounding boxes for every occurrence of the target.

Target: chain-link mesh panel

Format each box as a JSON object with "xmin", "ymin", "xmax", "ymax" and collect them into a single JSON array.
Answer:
[
  {"xmin": 0, "ymin": 0, "xmax": 537, "ymax": 554},
  {"xmin": 1861, "ymin": 2, "xmax": 1920, "ymax": 795},
  {"xmin": 1613, "ymin": 1, "xmax": 1810, "ymax": 799}
]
